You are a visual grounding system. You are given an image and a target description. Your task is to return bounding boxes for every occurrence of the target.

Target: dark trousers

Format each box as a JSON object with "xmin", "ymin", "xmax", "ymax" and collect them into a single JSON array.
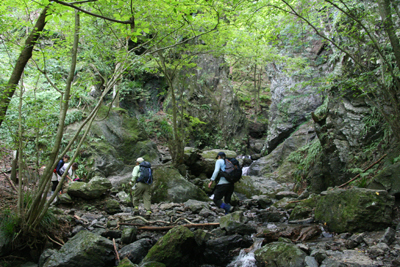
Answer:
[
  {"xmin": 213, "ymin": 183, "xmax": 234, "ymax": 208},
  {"xmin": 52, "ymin": 181, "xmax": 59, "ymax": 191}
]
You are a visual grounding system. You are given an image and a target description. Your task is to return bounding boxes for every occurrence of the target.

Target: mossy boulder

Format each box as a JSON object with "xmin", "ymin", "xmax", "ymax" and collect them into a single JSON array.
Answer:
[
  {"xmin": 254, "ymin": 241, "xmax": 307, "ymax": 267},
  {"xmin": 104, "ymin": 199, "xmax": 122, "ymax": 214},
  {"xmin": 188, "ymin": 149, "xmax": 237, "ymax": 176},
  {"xmin": 289, "ymin": 195, "xmax": 320, "ymax": 221},
  {"xmin": 68, "ymin": 176, "xmax": 112, "ymax": 200},
  {"xmin": 234, "ymin": 176, "xmax": 262, "ymax": 198},
  {"xmin": 368, "ymin": 162, "xmax": 400, "ymax": 196},
  {"xmin": 315, "ymin": 188, "xmax": 394, "ymax": 233},
  {"xmin": 219, "ymin": 211, "xmax": 257, "ymax": 235},
  {"xmin": 43, "ymin": 230, "xmax": 114, "ymax": 267},
  {"xmin": 152, "ymin": 166, "xmax": 210, "ymax": 203},
  {"xmin": 117, "ymin": 258, "xmax": 136, "ymax": 267},
  {"xmin": 142, "ymin": 226, "xmax": 198, "ymax": 267}
]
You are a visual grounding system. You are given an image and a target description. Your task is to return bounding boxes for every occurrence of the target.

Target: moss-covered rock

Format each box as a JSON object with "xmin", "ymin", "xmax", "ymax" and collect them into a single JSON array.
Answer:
[
  {"xmin": 315, "ymin": 188, "xmax": 394, "ymax": 233},
  {"xmin": 219, "ymin": 211, "xmax": 257, "ymax": 235},
  {"xmin": 43, "ymin": 230, "xmax": 114, "ymax": 267},
  {"xmin": 142, "ymin": 226, "xmax": 198, "ymax": 267},
  {"xmin": 368, "ymin": 162, "xmax": 400, "ymax": 196},
  {"xmin": 152, "ymin": 166, "xmax": 210, "ymax": 203},
  {"xmin": 254, "ymin": 241, "xmax": 306, "ymax": 267},
  {"xmin": 234, "ymin": 176, "xmax": 261, "ymax": 198},
  {"xmin": 117, "ymin": 258, "xmax": 137, "ymax": 267},
  {"xmin": 104, "ymin": 199, "xmax": 122, "ymax": 215},
  {"xmin": 68, "ymin": 176, "xmax": 112, "ymax": 200},
  {"xmin": 289, "ymin": 195, "xmax": 320, "ymax": 221}
]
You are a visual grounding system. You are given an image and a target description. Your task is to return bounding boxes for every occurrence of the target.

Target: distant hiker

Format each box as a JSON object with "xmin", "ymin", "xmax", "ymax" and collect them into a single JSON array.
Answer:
[
  {"xmin": 131, "ymin": 157, "xmax": 153, "ymax": 215},
  {"xmin": 51, "ymin": 154, "xmax": 70, "ymax": 195},
  {"xmin": 59, "ymin": 162, "xmax": 75, "ymax": 193},
  {"xmin": 71, "ymin": 163, "xmax": 83, "ymax": 182},
  {"xmin": 208, "ymin": 152, "xmax": 234, "ymax": 214}
]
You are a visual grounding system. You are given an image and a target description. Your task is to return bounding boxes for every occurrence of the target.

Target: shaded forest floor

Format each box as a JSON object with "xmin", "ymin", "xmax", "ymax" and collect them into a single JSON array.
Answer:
[{"xmin": 0, "ymin": 146, "xmax": 17, "ymax": 212}]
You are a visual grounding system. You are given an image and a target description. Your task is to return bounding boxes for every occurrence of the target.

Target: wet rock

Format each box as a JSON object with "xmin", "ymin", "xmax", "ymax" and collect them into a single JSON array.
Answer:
[
  {"xmin": 305, "ymin": 256, "xmax": 319, "ymax": 267},
  {"xmin": 368, "ymin": 242, "xmax": 389, "ymax": 258},
  {"xmin": 101, "ymin": 229, "xmax": 121, "ymax": 239},
  {"xmin": 368, "ymin": 162, "xmax": 400, "ymax": 196},
  {"xmin": 121, "ymin": 227, "xmax": 137, "ymax": 244},
  {"xmin": 219, "ymin": 211, "xmax": 257, "ymax": 235},
  {"xmin": 43, "ymin": 230, "xmax": 114, "ymax": 267},
  {"xmin": 105, "ymin": 199, "xmax": 122, "ymax": 215},
  {"xmin": 310, "ymin": 249, "xmax": 327, "ymax": 264},
  {"xmin": 345, "ymin": 233, "xmax": 365, "ymax": 249},
  {"xmin": 71, "ymin": 225, "xmax": 85, "ymax": 236},
  {"xmin": 204, "ymin": 234, "xmax": 253, "ymax": 266},
  {"xmin": 38, "ymin": 249, "xmax": 56, "ymax": 267},
  {"xmin": 252, "ymin": 195, "xmax": 273, "ymax": 209},
  {"xmin": 258, "ymin": 207, "xmax": 287, "ymax": 223},
  {"xmin": 58, "ymin": 193, "xmax": 73, "ymax": 204},
  {"xmin": 254, "ymin": 241, "xmax": 307, "ymax": 267},
  {"xmin": 379, "ymin": 227, "xmax": 396, "ymax": 245},
  {"xmin": 276, "ymin": 191, "xmax": 298, "ymax": 200},
  {"xmin": 184, "ymin": 199, "xmax": 209, "ymax": 213},
  {"xmin": 142, "ymin": 226, "xmax": 199, "ymax": 267},
  {"xmin": 119, "ymin": 238, "xmax": 152, "ymax": 264},
  {"xmin": 117, "ymin": 191, "xmax": 131, "ymax": 205},
  {"xmin": 320, "ymin": 250, "xmax": 381, "ymax": 266},
  {"xmin": 315, "ymin": 188, "xmax": 394, "ymax": 233},
  {"xmin": 68, "ymin": 176, "xmax": 112, "ymax": 200},
  {"xmin": 116, "ymin": 257, "xmax": 135, "ymax": 267}
]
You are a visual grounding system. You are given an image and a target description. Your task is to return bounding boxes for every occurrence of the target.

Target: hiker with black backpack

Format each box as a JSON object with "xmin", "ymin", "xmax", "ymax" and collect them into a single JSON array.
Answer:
[
  {"xmin": 51, "ymin": 154, "xmax": 70, "ymax": 196},
  {"xmin": 131, "ymin": 157, "xmax": 153, "ymax": 215},
  {"xmin": 208, "ymin": 152, "xmax": 235, "ymax": 214}
]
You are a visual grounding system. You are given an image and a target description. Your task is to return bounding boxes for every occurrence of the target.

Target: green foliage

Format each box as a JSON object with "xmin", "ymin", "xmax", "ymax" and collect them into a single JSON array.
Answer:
[
  {"xmin": 0, "ymin": 209, "xmax": 20, "ymax": 242},
  {"xmin": 287, "ymin": 138, "xmax": 322, "ymax": 183}
]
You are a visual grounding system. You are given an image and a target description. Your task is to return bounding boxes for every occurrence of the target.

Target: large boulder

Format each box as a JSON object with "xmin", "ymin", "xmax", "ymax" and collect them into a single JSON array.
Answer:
[
  {"xmin": 151, "ymin": 166, "xmax": 210, "ymax": 203},
  {"xmin": 315, "ymin": 188, "xmax": 394, "ymax": 233},
  {"xmin": 219, "ymin": 211, "xmax": 257, "ymax": 235},
  {"xmin": 142, "ymin": 226, "xmax": 199, "ymax": 267},
  {"xmin": 43, "ymin": 230, "xmax": 114, "ymax": 267},
  {"xmin": 254, "ymin": 241, "xmax": 307, "ymax": 267},
  {"xmin": 67, "ymin": 176, "xmax": 112, "ymax": 199},
  {"xmin": 187, "ymin": 149, "xmax": 237, "ymax": 177}
]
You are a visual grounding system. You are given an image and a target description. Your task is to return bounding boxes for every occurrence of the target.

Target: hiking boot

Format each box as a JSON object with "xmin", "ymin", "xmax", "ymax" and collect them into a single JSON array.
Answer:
[{"xmin": 220, "ymin": 203, "xmax": 233, "ymax": 214}]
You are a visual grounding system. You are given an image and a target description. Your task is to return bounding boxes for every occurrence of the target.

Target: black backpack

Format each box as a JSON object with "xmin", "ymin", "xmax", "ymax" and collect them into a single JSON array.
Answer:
[
  {"xmin": 137, "ymin": 161, "xmax": 153, "ymax": 185},
  {"xmin": 219, "ymin": 158, "xmax": 242, "ymax": 183}
]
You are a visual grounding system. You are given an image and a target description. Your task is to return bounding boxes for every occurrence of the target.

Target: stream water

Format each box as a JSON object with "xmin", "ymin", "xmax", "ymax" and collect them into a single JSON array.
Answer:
[{"xmin": 227, "ymin": 238, "xmax": 264, "ymax": 267}]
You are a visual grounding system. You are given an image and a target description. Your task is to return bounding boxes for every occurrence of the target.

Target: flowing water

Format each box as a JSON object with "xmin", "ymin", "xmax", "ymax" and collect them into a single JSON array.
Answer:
[{"xmin": 227, "ymin": 238, "xmax": 264, "ymax": 267}]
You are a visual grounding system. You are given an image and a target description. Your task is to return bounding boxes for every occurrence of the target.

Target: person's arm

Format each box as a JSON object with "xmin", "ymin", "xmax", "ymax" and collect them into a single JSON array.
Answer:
[
  {"xmin": 131, "ymin": 165, "xmax": 140, "ymax": 182},
  {"xmin": 208, "ymin": 160, "xmax": 222, "ymax": 188}
]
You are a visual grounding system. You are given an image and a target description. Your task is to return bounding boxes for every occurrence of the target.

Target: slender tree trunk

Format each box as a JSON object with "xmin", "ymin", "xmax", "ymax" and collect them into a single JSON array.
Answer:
[
  {"xmin": 0, "ymin": 7, "xmax": 48, "ymax": 127},
  {"xmin": 378, "ymin": 0, "xmax": 400, "ymax": 73}
]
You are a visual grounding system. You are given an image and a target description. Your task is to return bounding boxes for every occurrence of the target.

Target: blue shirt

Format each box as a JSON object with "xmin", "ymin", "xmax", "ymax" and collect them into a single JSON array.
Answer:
[{"xmin": 210, "ymin": 158, "xmax": 230, "ymax": 185}]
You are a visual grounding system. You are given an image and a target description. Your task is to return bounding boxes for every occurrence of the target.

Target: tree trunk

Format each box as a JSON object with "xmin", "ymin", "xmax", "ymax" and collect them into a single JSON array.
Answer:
[{"xmin": 0, "ymin": 7, "xmax": 48, "ymax": 127}]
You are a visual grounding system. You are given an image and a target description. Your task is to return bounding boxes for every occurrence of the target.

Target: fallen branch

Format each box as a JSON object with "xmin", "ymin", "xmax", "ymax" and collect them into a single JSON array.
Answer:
[
  {"xmin": 119, "ymin": 222, "xmax": 220, "ymax": 231},
  {"xmin": 339, "ymin": 154, "xmax": 387, "ymax": 188},
  {"xmin": 113, "ymin": 238, "xmax": 120, "ymax": 263},
  {"xmin": 47, "ymin": 235, "xmax": 63, "ymax": 247},
  {"xmin": 3, "ymin": 173, "xmax": 18, "ymax": 192}
]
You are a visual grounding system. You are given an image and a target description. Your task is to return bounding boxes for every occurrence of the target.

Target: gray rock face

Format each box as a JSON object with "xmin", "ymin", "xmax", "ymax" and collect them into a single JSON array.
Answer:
[
  {"xmin": 315, "ymin": 188, "xmax": 394, "ymax": 233},
  {"xmin": 254, "ymin": 241, "xmax": 307, "ymax": 267},
  {"xmin": 368, "ymin": 162, "xmax": 400, "ymax": 197},
  {"xmin": 310, "ymin": 92, "xmax": 377, "ymax": 192},
  {"xmin": 248, "ymin": 121, "xmax": 316, "ymax": 183},
  {"xmin": 68, "ymin": 176, "xmax": 112, "ymax": 200},
  {"xmin": 43, "ymin": 230, "xmax": 114, "ymax": 267},
  {"xmin": 187, "ymin": 149, "xmax": 237, "ymax": 177},
  {"xmin": 265, "ymin": 56, "xmax": 324, "ymax": 154}
]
